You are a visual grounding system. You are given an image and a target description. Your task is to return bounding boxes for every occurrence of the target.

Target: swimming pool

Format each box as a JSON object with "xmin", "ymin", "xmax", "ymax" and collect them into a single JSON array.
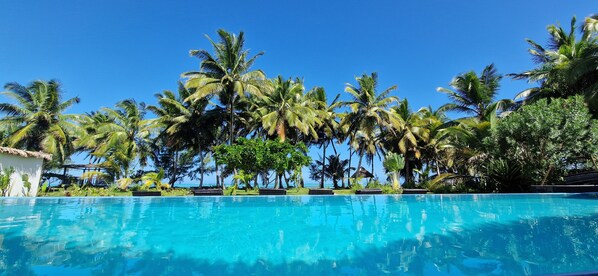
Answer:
[{"xmin": 0, "ymin": 194, "xmax": 596, "ymax": 275}]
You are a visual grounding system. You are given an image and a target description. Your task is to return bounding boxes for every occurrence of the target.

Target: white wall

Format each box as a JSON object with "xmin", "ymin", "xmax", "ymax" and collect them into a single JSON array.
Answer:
[{"xmin": 0, "ymin": 153, "xmax": 44, "ymax": 197}]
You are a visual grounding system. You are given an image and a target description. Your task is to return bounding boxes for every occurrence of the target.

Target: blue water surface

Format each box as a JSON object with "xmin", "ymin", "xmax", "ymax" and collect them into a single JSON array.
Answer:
[{"xmin": 0, "ymin": 194, "xmax": 597, "ymax": 275}]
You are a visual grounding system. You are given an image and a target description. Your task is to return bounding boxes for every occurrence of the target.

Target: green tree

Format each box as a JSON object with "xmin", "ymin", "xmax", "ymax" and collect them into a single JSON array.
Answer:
[
  {"xmin": 510, "ymin": 16, "xmax": 598, "ymax": 115},
  {"xmin": 183, "ymin": 30, "xmax": 265, "ymax": 145},
  {"xmin": 0, "ymin": 80, "xmax": 80, "ymax": 166},
  {"xmin": 309, "ymin": 154, "xmax": 349, "ymax": 189},
  {"xmin": 306, "ymin": 87, "xmax": 341, "ymax": 188},
  {"xmin": 438, "ymin": 64, "xmax": 513, "ymax": 121},
  {"xmin": 485, "ymin": 96, "xmax": 598, "ymax": 187},
  {"xmin": 341, "ymin": 72, "xmax": 399, "ymax": 177},
  {"xmin": 148, "ymin": 81, "xmax": 224, "ymax": 187},
  {"xmin": 84, "ymin": 100, "xmax": 156, "ymax": 179},
  {"xmin": 253, "ymin": 76, "xmax": 321, "ymax": 142}
]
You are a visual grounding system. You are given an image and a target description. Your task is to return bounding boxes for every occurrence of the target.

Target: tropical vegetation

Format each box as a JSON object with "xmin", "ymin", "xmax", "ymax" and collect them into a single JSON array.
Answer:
[{"xmin": 1, "ymin": 14, "xmax": 598, "ymax": 195}]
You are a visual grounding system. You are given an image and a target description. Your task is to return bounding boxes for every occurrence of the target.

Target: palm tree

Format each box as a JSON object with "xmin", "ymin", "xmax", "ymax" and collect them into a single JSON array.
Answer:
[
  {"xmin": 306, "ymin": 86, "xmax": 340, "ymax": 188},
  {"xmin": 437, "ymin": 64, "xmax": 512, "ymax": 121},
  {"xmin": 148, "ymin": 82, "xmax": 224, "ymax": 187},
  {"xmin": 510, "ymin": 16, "xmax": 598, "ymax": 114},
  {"xmin": 341, "ymin": 72, "xmax": 399, "ymax": 177},
  {"xmin": 381, "ymin": 99, "xmax": 428, "ymax": 185},
  {"xmin": 309, "ymin": 154, "xmax": 349, "ymax": 189},
  {"xmin": 86, "ymin": 100, "xmax": 155, "ymax": 179},
  {"xmin": 183, "ymin": 30, "xmax": 265, "ymax": 145},
  {"xmin": 253, "ymin": 76, "xmax": 322, "ymax": 142},
  {"xmin": 0, "ymin": 80, "xmax": 80, "ymax": 166}
]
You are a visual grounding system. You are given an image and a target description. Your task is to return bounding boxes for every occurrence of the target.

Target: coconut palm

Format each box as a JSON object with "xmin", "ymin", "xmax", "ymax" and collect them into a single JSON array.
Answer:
[
  {"xmin": 183, "ymin": 30, "xmax": 265, "ymax": 145},
  {"xmin": 0, "ymin": 80, "xmax": 80, "ymax": 166},
  {"xmin": 148, "ymin": 81, "xmax": 224, "ymax": 186},
  {"xmin": 306, "ymin": 86, "xmax": 340, "ymax": 188},
  {"xmin": 510, "ymin": 16, "xmax": 598, "ymax": 114},
  {"xmin": 253, "ymin": 76, "xmax": 322, "ymax": 142},
  {"xmin": 88, "ymin": 100, "xmax": 155, "ymax": 179},
  {"xmin": 438, "ymin": 64, "xmax": 513, "ymax": 121},
  {"xmin": 309, "ymin": 154, "xmax": 349, "ymax": 189},
  {"xmin": 341, "ymin": 72, "xmax": 399, "ymax": 177}
]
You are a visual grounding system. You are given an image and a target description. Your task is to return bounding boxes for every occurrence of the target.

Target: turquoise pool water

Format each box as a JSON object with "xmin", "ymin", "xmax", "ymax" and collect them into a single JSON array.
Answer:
[{"xmin": 0, "ymin": 194, "xmax": 597, "ymax": 275}]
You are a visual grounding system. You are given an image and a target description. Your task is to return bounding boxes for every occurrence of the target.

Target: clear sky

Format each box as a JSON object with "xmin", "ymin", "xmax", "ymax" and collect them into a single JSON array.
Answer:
[{"xmin": 0, "ymin": 1, "xmax": 595, "ymax": 185}]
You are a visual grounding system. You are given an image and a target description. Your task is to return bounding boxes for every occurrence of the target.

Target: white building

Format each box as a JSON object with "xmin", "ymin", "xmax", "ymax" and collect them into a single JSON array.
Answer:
[{"xmin": 0, "ymin": 147, "xmax": 51, "ymax": 197}]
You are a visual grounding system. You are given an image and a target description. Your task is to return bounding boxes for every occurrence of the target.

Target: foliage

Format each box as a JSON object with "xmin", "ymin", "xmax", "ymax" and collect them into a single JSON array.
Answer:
[
  {"xmin": 140, "ymin": 168, "xmax": 170, "ymax": 190},
  {"xmin": 483, "ymin": 158, "xmax": 530, "ymax": 193},
  {"xmin": 485, "ymin": 96, "xmax": 598, "ymax": 186},
  {"xmin": 383, "ymin": 152, "xmax": 405, "ymax": 190},
  {"xmin": 309, "ymin": 154, "xmax": 349, "ymax": 189},
  {"xmin": 511, "ymin": 16, "xmax": 598, "ymax": 115},
  {"xmin": 184, "ymin": 29, "xmax": 265, "ymax": 145},
  {"xmin": 0, "ymin": 80, "xmax": 80, "ymax": 166},
  {"xmin": 213, "ymin": 138, "xmax": 311, "ymax": 188},
  {"xmin": 233, "ymin": 170, "xmax": 255, "ymax": 189},
  {"xmin": 21, "ymin": 174, "xmax": 31, "ymax": 196},
  {"xmin": 437, "ymin": 64, "xmax": 513, "ymax": 121},
  {"xmin": 0, "ymin": 167, "xmax": 15, "ymax": 196}
]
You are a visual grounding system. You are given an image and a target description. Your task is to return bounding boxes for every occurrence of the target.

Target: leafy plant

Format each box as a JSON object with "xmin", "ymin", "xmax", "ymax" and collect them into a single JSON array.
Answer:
[
  {"xmin": 140, "ymin": 168, "xmax": 169, "ymax": 190},
  {"xmin": 383, "ymin": 152, "xmax": 405, "ymax": 191},
  {"xmin": 0, "ymin": 167, "xmax": 15, "ymax": 196},
  {"xmin": 485, "ymin": 96, "xmax": 598, "ymax": 185},
  {"xmin": 21, "ymin": 174, "xmax": 31, "ymax": 196}
]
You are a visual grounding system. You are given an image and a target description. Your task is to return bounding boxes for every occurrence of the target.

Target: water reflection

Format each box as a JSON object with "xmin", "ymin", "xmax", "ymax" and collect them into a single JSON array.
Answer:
[{"xmin": 0, "ymin": 195, "xmax": 596, "ymax": 275}]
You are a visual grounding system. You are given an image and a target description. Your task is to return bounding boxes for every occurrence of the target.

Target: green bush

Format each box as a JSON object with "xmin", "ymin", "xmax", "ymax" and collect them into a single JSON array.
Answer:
[{"xmin": 485, "ymin": 96, "xmax": 598, "ymax": 186}]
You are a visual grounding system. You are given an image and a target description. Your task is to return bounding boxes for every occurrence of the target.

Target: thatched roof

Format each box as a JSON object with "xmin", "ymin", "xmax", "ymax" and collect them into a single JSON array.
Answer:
[
  {"xmin": 0, "ymin": 147, "xmax": 52, "ymax": 161},
  {"xmin": 352, "ymin": 167, "xmax": 374, "ymax": 178}
]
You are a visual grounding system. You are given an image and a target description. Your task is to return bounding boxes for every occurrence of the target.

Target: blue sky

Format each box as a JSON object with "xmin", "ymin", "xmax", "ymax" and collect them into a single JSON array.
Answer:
[{"xmin": 0, "ymin": 1, "xmax": 595, "ymax": 186}]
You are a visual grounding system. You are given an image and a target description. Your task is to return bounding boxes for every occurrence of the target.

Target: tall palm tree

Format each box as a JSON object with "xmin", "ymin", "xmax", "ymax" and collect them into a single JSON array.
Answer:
[
  {"xmin": 86, "ymin": 100, "xmax": 155, "ymax": 179},
  {"xmin": 183, "ymin": 30, "xmax": 265, "ymax": 145},
  {"xmin": 438, "ymin": 64, "xmax": 512, "ymax": 121},
  {"xmin": 148, "ymin": 82, "xmax": 224, "ymax": 187},
  {"xmin": 0, "ymin": 80, "xmax": 80, "ymax": 166},
  {"xmin": 382, "ymin": 99, "xmax": 428, "ymax": 184},
  {"xmin": 253, "ymin": 76, "xmax": 322, "ymax": 142},
  {"xmin": 341, "ymin": 72, "xmax": 399, "ymax": 176},
  {"xmin": 510, "ymin": 16, "xmax": 598, "ymax": 114},
  {"xmin": 306, "ymin": 87, "xmax": 340, "ymax": 188}
]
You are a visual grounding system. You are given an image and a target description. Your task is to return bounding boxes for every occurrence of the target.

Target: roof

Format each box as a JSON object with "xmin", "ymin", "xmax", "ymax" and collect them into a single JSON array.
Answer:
[
  {"xmin": 0, "ymin": 147, "xmax": 52, "ymax": 161},
  {"xmin": 352, "ymin": 166, "xmax": 374, "ymax": 178}
]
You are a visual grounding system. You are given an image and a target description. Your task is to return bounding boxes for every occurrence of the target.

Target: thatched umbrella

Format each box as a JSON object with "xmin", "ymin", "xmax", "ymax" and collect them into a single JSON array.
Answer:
[{"xmin": 352, "ymin": 166, "xmax": 374, "ymax": 178}]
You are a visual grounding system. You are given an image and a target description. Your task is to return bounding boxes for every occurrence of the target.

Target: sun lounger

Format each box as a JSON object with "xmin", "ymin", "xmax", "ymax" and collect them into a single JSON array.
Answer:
[
  {"xmin": 132, "ymin": 191, "xmax": 162, "ymax": 196},
  {"xmin": 192, "ymin": 188, "xmax": 223, "ymax": 196},
  {"xmin": 308, "ymin": 188, "xmax": 334, "ymax": 195},
  {"xmin": 355, "ymin": 188, "xmax": 383, "ymax": 194},
  {"xmin": 259, "ymin": 188, "xmax": 287, "ymax": 195}
]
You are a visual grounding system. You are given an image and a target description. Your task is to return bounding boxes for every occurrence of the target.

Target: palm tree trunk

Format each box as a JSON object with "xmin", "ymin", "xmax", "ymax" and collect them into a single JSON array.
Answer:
[
  {"xmin": 371, "ymin": 156, "xmax": 374, "ymax": 179},
  {"xmin": 405, "ymin": 154, "xmax": 411, "ymax": 185},
  {"xmin": 320, "ymin": 142, "xmax": 327, "ymax": 189},
  {"xmin": 348, "ymin": 146, "xmax": 353, "ymax": 181},
  {"xmin": 171, "ymin": 150, "xmax": 178, "ymax": 187},
  {"xmin": 357, "ymin": 153, "xmax": 363, "ymax": 178},
  {"xmin": 199, "ymin": 149, "xmax": 205, "ymax": 188}
]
